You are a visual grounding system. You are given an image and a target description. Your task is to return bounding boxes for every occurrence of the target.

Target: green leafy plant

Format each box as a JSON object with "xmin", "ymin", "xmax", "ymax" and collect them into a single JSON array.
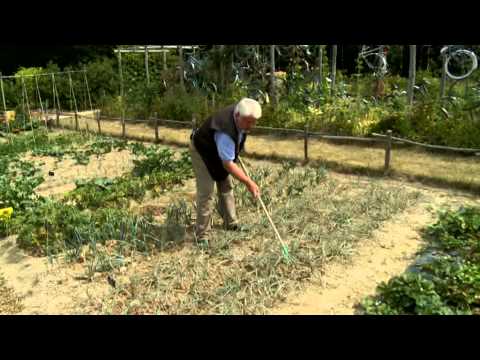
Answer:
[
  {"xmin": 0, "ymin": 160, "xmax": 44, "ymax": 211},
  {"xmin": 15, "ymin": 199, "xmax": 92, "ymax": 256},
  {"xmin": 427, "ymin": 206, "xmax": 480, "ymax": 261},
  {"xmin": 361, "ymin": 273, "xmax": 462, "ymax": 315},
  {"xmin": 15, "ymin": 200, "xmax": 163, "ymax": 258},
  {"xmin": 66, "ymin": 177, "xmax": 145, "ymax": 210},
  {"xmin": 132, "ymin": 146, "xmax": 193, "ymax": 183},
  {"xmin": 360, "ymin": 206, "xmax": 480, "ymax": 315}
]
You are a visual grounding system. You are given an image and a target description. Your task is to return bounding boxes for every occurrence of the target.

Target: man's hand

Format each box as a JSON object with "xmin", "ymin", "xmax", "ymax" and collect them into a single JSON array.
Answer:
[{"xmin": 246, "ymin": 180, "xmax": 260, "ymax": 199}]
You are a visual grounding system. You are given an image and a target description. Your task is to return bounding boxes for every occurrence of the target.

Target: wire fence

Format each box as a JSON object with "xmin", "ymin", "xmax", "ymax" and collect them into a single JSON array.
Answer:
[{"xmin": 39, "ymin": 110, "xmax": 480, "ymax": 172}]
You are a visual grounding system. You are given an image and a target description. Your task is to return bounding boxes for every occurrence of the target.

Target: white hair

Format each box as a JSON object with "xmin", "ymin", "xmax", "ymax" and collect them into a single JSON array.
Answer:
[{"xmin": 234, "ymin": 98, "xmax": 262, "ymax": 119}]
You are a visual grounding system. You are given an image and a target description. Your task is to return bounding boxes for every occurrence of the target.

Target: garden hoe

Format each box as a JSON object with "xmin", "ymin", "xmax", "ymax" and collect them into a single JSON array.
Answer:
[{"xmin": 238, "ymin": 157, "xmax": 291, "ymax": 263}]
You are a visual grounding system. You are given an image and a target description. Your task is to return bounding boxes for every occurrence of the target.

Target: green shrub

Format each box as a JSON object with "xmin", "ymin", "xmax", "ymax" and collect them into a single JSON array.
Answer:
[
  {"xmin": 153, "ymin": 85, "xmax": 209, "ymax": 122},
  {"xmin": 81, "ymin": 57, "xmax": 119, "ymax": 105}
]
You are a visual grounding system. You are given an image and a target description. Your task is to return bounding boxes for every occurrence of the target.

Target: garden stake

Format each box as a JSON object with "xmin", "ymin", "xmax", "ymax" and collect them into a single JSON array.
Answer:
[{"xmin": 238, "ymin": 157, "xmax": 291, "ymax": 262}]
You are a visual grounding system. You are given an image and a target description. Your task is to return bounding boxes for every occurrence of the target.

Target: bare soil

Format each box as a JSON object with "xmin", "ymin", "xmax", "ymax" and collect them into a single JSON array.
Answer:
[
  {"xmin": 0, "ymin": 236, "xmax": 110, "ymax": 314},
  {"xmin": 23, "ymin": 149, "xmax": 135, "ymax": 199}
]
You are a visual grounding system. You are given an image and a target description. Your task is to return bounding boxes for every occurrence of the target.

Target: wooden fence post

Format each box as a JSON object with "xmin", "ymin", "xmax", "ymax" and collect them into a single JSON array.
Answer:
[
  {"xmin": 407, "ymin": 45, "xmax": 417, "ymax": 105},
  {"xmin": 118, "ymin": 50, "xmax": 126, "ymax": 138},
  {"xmin": 317, "ymin": 45, "xmax": 324, "ymax": 94},
  {"xmin": 74, "ymin": 111, "xmax": 79, "ymax": 131},
  {"xmin": 96, "ymin": 110, "xmax": 102, "ymax": 135},
  {"xmin": 270, "ymin": 45, "xmax": 276, "ymax": 107},
  {"xmin": 145, "ymin": 45, "xmax": 150, "ymax": 87},
  {"xmin": 304, "ymin": 124, "xmax": 309, "ymax": 163},
  {"xmin": 154, "ymin": 112, "xmax": 159, "ymax": 143},
  {"xmin": 331, "ymin": 45, "xmax": 338, "ymax": 97},
  {"xmin": 384, "ymin": 129, "xmax": 392, "ymax": 174},
  {"xmin": 192, "ymin": 114, "xmax": 197, "ymax": 131},
  {"xmin": 178, "ymin": 46, "xmax": 184, "ymax": 90},
  {"xmin": 440, "ymin": 49, "xmax": 447, "ymax": 101}
]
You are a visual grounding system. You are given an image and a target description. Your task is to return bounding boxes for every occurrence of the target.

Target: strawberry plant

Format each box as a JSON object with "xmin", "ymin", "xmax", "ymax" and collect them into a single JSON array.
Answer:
[
  {"xmin": 361, "ymin": 273, "xmax": 458, "ymax": 315},
  {"xmin": 361, "ymin": 206, "xmax": 480, "ymax": 315},
  {"xmin": 422, "ymin": 257, "xmax": 480, "ymax": 311},
  {"xmin": 426, "ymin": 207, "xmax": 480, "ymax": 260}
]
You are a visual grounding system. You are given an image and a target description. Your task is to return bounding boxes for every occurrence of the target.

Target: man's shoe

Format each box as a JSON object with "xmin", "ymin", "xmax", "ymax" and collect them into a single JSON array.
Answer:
[
  {"xmin": 196, "ymin": 239, "xmax": 209, "ymax": 249},
  {"xmin": 194, "ymin": 234, "xmax": 209, "ymax": 248},
  {"xmin": 226, "ymin": 224, "xmax": 248, "ymax": 232}
]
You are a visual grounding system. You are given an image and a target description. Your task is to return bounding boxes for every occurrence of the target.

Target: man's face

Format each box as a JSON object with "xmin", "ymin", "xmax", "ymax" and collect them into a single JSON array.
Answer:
[{"xmin": 236, "ymin": 114, "xmax": 257, "ymax": 132}]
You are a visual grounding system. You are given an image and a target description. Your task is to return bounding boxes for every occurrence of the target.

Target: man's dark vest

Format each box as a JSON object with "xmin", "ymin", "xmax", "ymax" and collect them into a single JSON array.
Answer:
[{"xmin": 192, "ymin": 104, "xmax": 247, "ymax": 182}]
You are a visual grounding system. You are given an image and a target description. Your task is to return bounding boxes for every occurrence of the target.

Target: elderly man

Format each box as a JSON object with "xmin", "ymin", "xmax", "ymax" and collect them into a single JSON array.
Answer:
[{"xmin": 190, "ymin": 98, "xmax": 262, "ymax": 246}]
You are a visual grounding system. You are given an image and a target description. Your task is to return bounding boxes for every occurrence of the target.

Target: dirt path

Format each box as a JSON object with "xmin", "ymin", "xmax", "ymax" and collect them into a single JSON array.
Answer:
[
  {"xmin": 0, "ymin": 236, "xmax": 110, "ymax": 314},
  {"xmin": 270, "ymin": 184, "xmax": 478, "ymax": 315}
]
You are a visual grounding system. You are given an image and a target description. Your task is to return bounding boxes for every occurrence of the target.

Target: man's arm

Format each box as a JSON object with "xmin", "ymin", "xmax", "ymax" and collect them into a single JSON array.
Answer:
[
  {"xmin": 214, "ymin": 132, "xmax": 260, "ymax": 198},
  {"xmin": 223, "ymin": 160, "xmax": 260, "ymax": 198}
]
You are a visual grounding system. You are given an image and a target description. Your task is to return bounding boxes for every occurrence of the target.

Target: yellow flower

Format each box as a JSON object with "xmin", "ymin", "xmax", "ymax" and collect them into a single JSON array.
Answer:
[
  {"xmin": 307, "ymin": 106, "xmax": 323, "ymax": 116},
  {"xmin": 6, "ymin": 111, "xmax": 16, "ymax": 123},
  {"xmin": 274, "ymin": 71, "xmax": 287, "ymax": 80},
  {"xmin": 0, "ymin": 207, "xmax": 13, "ymax": 221}
]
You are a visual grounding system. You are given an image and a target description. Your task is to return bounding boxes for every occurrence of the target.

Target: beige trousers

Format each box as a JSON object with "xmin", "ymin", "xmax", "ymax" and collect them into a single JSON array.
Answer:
[{"xmin": 189, "ymin": 139, "xmax": 238, "ymax": 241}]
